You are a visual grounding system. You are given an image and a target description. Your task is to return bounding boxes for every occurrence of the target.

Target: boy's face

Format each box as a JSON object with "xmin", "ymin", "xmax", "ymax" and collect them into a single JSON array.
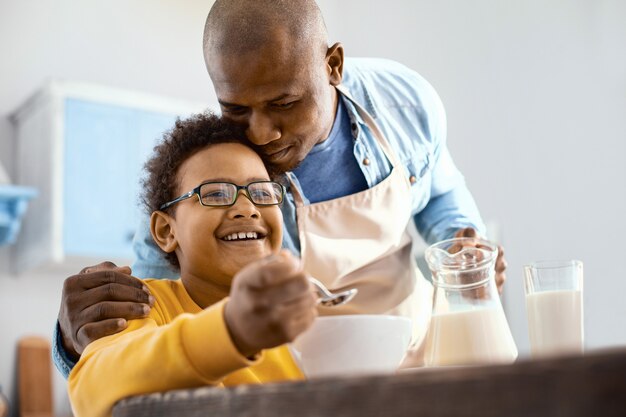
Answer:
[{"xmin": 162, "ymin": 142, "xmax": 283, "ymax": 286}]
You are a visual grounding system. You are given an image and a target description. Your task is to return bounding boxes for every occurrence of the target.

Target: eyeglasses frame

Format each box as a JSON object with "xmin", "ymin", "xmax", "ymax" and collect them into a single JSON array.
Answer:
[{"xmin": 159, "ymin": 180, "xmax": 286, "ymax": 211}]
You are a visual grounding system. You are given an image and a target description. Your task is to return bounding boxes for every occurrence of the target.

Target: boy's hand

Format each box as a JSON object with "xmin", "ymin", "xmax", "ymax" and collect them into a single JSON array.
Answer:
[
  {"xmin": 58, "ymin": 262, "xmax": 154, "ymax": 359},
  {"xmin": 224, "ymin": 251, "xmax": 318, "ymax": 358}
]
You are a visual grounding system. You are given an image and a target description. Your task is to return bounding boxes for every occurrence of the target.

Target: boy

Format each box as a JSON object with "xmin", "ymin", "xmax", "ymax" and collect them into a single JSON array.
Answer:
[{"xmin": 68, "ymin": 113, "xmax": 317, "ymax": 417}]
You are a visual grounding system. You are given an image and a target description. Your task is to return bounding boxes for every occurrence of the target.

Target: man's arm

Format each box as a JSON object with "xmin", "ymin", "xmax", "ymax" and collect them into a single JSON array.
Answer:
[
  {"xmin": 365, "ymin": 59, "xmax": 506, "ymax": 290},
  {"xmin": 412, "ymin": 147, "xmax": 507, "ymax": 292},
  {"xmin": 53, "ymin": 216, "xmax": 176, "ymax": 378},
  {"xmin": 54, "ymin": 263, "xmax": 154, "ymax": 374},
  {"xmin": 412, "ymin": 142, "xmax": 507, "ymax": 292},
  {"xmin": 413, "ymin": 146, "xmax": 486, "ymax": 244},
  {"xmin": 413, "ymin": 184, "xmax": 486, "ymax": 244}
]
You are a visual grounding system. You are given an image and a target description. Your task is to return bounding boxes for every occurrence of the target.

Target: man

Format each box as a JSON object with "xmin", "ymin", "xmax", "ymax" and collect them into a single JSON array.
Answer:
[{"xmin": 54, "ymin": 0, "xmax": 507, "ymax": 378}]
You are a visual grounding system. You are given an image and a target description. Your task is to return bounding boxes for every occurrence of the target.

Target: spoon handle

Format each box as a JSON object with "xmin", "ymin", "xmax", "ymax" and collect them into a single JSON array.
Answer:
[
  {"xmin": 308, "ymin": 276, "xmax": 358, "ymax": 307},
  {"xmin": 309, "ymin": 276, "xmax": 333, "ymax": 298}
]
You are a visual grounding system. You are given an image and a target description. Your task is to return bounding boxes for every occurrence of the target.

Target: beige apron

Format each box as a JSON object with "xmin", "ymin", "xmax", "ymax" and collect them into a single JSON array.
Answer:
[{"xmin": 289, "ymin": 85, "xmax": 433, "ymax": 354}]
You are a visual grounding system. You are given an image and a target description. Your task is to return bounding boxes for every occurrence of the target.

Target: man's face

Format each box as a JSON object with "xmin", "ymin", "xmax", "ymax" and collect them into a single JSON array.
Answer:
[
  {"xmin": 206, "ymin": 32, "xmax": 342, "ymax": 172},
  {"xmin": 168, "ymin": 143, "xmax": 283, "ymax": 287}
]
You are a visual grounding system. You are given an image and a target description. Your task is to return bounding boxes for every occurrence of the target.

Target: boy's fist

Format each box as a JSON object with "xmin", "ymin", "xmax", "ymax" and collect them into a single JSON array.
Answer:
[{"xmin": 224, "ymin": 250, "xmax": 318, "ymax": 358}]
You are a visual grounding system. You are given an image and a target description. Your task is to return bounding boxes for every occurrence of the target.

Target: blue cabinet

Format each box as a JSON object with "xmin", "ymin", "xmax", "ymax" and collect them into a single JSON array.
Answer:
[
  {"xmin": 63, "ymin": 99, "xmax": 178, "ymax": 259},
  {"xmin": 12, "ymin": 81, "xmax": 207, "ymax": 271}
]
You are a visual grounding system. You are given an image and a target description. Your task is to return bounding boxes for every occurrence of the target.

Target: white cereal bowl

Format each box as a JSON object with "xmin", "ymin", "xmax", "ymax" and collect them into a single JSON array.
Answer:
[{"xmin": 289, "ymin": 315, "xmax": 412, "ymax": 378}]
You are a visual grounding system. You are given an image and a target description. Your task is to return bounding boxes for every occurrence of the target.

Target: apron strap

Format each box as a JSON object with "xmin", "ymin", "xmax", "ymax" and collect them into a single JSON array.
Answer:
[
  {"xmin": 286, "ymin": 172, "xmax": 307, "ymax": 207},
  {"xmin": 335, "ymin": 84, "xmax": 404, "ymax": 170},
  {"xmin": 287, "ymin": 85, "xmax": 410, "ymax": 208}
]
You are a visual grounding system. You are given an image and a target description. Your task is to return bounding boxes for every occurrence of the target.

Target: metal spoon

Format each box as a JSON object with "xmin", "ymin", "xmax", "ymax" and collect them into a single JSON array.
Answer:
[{"xmin": 309, "ymin": 276, "xmax": 358, "ymax": 307}]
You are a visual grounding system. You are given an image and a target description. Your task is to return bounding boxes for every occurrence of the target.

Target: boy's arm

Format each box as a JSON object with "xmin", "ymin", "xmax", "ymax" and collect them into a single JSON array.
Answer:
[{"xmin": 68, "ymin": 298, "xmax": 257, "ymax": 417}]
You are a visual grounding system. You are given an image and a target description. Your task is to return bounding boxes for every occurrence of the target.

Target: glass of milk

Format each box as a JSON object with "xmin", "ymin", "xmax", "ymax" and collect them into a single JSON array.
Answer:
[
  {"xmin": 424, "ymin": 237, "xmax": 518, "ymax": 367},
  {"xmin": 524, "ymin": 260, "xmax": 584, "ymax": 358}
]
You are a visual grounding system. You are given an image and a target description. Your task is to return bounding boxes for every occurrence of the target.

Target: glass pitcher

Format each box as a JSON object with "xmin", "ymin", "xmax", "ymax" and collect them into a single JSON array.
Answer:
[{"xmin": 423, "ymin": 237, "xmax": 518, "ymax": 366}]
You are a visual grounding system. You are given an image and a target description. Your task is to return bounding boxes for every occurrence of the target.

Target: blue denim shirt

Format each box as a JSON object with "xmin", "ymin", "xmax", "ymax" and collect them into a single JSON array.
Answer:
[{"xmin": 53, "ymin": 57, "xmax": 485, "ymax": 378}]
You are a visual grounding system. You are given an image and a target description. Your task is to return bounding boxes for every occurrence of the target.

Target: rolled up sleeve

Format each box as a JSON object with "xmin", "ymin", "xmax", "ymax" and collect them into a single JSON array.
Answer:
[{"xmin": 413, "ymin": 146, "xmax": 486, "ymax": 244}]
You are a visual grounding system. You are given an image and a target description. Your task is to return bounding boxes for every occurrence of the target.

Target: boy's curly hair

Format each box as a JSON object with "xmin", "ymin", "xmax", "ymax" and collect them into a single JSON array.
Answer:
[{"xmin": 141, "ymin": 111, "xmax": 253, "ymax": 269}]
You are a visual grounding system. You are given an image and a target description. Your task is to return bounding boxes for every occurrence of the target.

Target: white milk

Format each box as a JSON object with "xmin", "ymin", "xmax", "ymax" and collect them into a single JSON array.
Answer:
[
  {"xmin": 525, "ymin": 289, "xmax": 583, "ymax": 357},
  {"xmin": 424, "ymin": 307, "xmax": 518, "ymax": 366}
]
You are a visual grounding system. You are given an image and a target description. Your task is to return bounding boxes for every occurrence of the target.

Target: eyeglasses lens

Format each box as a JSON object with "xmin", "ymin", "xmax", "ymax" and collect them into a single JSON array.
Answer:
[{"xmin": 199, "ymin": 182, "xmax": 282, "ymax": 206}]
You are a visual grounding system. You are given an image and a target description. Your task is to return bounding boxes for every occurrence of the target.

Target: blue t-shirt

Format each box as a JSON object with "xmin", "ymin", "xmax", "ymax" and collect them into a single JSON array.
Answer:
[{"xmin": 292, "ymin": 99, "xmax": 368, "ymax": 203}]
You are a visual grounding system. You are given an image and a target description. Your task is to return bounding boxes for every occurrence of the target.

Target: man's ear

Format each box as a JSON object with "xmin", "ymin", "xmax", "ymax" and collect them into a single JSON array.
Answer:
[
  {"xmin": 326, "ymin": 42, "xmax": 344, "ymax": 86},
  {"xmin": 150, "ymin": 211, "xmax": 178, "ymax": 254}
]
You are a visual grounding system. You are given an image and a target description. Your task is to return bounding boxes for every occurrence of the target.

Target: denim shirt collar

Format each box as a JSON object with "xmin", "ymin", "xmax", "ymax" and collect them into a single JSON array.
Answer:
[{"xmin": 339, "ymin": 88, "xmax": 367, "ymax": 140}]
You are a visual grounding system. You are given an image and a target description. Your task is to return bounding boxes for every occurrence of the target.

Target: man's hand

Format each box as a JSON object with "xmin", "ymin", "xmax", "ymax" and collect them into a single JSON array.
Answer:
[
  {"xmin": 224, "ymin": 251, "xmax": 318, "ymax": 358},
  {"xmin": 58, "ymin": 262, "xmax": 154, "ymax": 360},
  {"xmin": 453, "ymin": 227, "xmax": 508, "ymax": 294}
]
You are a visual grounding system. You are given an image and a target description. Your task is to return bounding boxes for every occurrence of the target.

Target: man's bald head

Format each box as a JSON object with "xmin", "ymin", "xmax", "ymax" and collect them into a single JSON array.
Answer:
[
  {"xmin": 203, "ymin": 0, "xmax": 328, "ymax": 63},
  {"xmin": 202, "ymin": 0, "xmax": 344, "ymax": 173}
]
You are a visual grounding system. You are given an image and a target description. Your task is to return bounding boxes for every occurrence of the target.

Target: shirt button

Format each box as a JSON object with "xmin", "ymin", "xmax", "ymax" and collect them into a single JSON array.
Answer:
[
  {"xmin": 362, "ymin": 158, "xmax": 370, "ymax": 166},
  {"xmin": 409, "ymin": 175, "xmax": 417, "ymax": 184}
]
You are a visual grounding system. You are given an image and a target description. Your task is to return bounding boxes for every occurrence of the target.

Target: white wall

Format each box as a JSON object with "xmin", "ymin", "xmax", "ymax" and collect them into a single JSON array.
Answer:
[
  {"xmin": 0, "ymin": 0, "xmax": 217, "ymax": 116},
  {"xmin": 0, "ymin": 118, "xmax": 14, "ymax": 179},
  {"xmin": 1, "ymin": 0, "xmax": 625, "ymax": 416},
  {"xmin": 320, "ymin": 0, "xmax": 626, "ymax": 354}
]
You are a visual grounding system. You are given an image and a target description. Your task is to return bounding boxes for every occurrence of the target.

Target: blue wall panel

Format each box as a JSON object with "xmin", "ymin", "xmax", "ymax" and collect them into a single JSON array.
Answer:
[{"xmin": 63, "ymin": 98, "xmax": 177, "ymax": 259}]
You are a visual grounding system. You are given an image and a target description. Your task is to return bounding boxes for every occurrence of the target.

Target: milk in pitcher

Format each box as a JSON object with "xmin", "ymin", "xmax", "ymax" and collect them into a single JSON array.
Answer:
[{"xmin": 424, "ymin": 306, "xmax": 518, "ymax": 366}]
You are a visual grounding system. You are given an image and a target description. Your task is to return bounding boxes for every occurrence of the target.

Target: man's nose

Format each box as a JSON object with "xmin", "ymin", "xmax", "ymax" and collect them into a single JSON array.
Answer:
[
  {"xmin": 229, "ymin": 190, "xmax": 260, "ymax": 219},
  {"xmin": 247, "ymin": 111, "xmax": 280, "ymax": 146}
]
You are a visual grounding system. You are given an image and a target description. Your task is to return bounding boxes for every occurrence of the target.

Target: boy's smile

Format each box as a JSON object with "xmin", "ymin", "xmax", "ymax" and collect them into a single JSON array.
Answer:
[
  {"xmin": 159, "ymin": 142, "xmax": 283, "ymax": 295},
  {"xmin": 216, "ymin": 220, "xmax": 269, "ymax": 245}
]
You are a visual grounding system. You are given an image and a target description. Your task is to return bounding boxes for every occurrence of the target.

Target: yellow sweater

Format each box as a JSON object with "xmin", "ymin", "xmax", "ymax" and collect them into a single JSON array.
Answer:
[{"xmin": 68, "ymin": 279, "xmax": 304, "ymax": 417}]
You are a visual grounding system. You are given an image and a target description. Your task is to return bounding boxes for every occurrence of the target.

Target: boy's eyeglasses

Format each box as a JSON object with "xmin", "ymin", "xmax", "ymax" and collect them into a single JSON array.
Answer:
[{"xmin": 159, "ymin": 181, "xmax": 285, "ymax": 210}]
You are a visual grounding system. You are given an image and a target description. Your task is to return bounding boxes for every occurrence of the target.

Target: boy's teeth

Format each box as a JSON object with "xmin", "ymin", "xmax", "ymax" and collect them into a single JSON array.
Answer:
[{"xmin": 225, "ymin": 232, "xmax": 259, "ymax": 241}]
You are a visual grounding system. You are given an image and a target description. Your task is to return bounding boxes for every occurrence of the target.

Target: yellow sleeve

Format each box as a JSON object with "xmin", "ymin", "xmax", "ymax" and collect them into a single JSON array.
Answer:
[{"xmin": 68, "ymin": 298, "xmax": 259, "ymax": 417}]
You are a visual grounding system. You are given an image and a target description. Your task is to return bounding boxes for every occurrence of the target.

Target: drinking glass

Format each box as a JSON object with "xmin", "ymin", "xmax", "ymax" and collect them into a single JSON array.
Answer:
[{"xmin": 524, "ymin": 260, "xmax": 584, "ymax": 358}]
